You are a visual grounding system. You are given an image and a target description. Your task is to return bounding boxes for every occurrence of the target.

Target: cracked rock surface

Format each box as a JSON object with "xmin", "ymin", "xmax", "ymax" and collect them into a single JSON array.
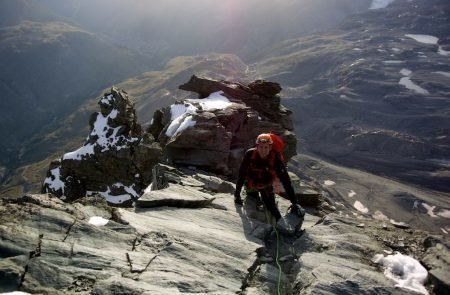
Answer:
[{"xmin": 1, "ymin": 167, "xmax": 449, "ymax": 294}]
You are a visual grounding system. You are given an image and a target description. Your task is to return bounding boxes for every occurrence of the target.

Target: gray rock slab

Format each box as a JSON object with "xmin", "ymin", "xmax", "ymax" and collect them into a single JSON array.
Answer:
[
  {"xmin": 126, "ymin": 251, "xmax": 156, "ymax": 273},
  {"xmin": 3, "ymin": 181, "xmax": 445, "ymax": 294},
  {"xmin": 292, "ymin": 214, "xmax": 414, "ymax": 294},
  {"xmin": 0, "ymin": 224, "xmax": 40, "ymax": 257},
  {"xmin": 0, "ymin": 255, "xmax": 28, "ymax": 292},
  {"xmin": 192, "ymin": 173, "xmax": 236, "ymax": 193},
  {"xmin": 120, "ymin": 202, "xmax": 263, "ymax": 293},
  {"xmin": 91, "ymin": 275, "xmax": 182, "ymax": 295},
  {"xmin": 136, "ymin": 183, "xmax": 215, "ymax": 208}
]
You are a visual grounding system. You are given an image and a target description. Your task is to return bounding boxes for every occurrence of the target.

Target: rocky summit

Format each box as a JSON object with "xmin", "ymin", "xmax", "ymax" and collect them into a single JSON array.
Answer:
[{"xmin": 149, "ymin": 75, "xmax": 296, "ymax": 178}]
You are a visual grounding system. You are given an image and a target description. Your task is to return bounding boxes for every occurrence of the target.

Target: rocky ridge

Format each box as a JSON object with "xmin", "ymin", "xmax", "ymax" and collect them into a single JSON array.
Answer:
[
  {"xmin": 1, "ymin": 165, "xmax": 449, "ymax": 294},
  {"xmin": 41, "ymin": 76, "xmax": 297, "ymax": 205},
  {"xmin": 149, "ymin": 75, "xmax": 296, "ymax": 178}
]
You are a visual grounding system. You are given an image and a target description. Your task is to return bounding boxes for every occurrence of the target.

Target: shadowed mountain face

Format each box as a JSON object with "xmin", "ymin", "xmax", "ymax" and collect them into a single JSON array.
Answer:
[
  {"xmin": 250, "ymin": 0, "xmax": 450, "ymax": 191},
  {"xmin": 0, "ymin": 20, "xmax": 152, "ymax": 166}
]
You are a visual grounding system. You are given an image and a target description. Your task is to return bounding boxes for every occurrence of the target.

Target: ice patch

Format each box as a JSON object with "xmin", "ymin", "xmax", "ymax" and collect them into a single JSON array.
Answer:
[
  {"xmin": 437, "ymin": 209, "xmax": 450, "ymax": 219},
  {"xmin": 438, "ymin": 47, "xmax": 450, "ymax": 56},
  {"xmin": 324, "ymin": 180, "xmax": 335, "ymax": 186},
  {"xmin": 405, "ymin": 34, "xmax": 438, "ymax": 44},
  {"xmin": 63, "ymin": 101, "xmax": 139, "ymax": 160},
  {"xmin": 421, "ymin": 202, "xmax": 438, "ymax": 218},
  {"xmin": 372, "ymin": 210, "xmax": 389, "ymax": 221},
  {"xmin": 87, "ymin": 183, "xmax": 139, "ymax": 204},
  {"xmin": 433, "ymin": 71, "xmax": 450, "ymax": 78},
  {"xmin": 404, "ymin": 34, "xmax": 450, "ymax": 56},
  {"xmin": 166, "ymin": 113, "xmax": 196, "ymax": 137},
  {"xmin": 372, "ymin": 252, "xmax": 429, "ymax": 295},
  {"xmin": 63, "ymin": 143, "xmax": 95, "ymax": 160},
  {"xmin": 170, "ymin": 104, "xmax": 194, "ymax": 120},
  {"xmin": 89, "ymin": 216, "xmax": 109, "ymax": 226},
  {"xmin": 0, "ymin": 292, "xmax": 33, "ymax": 295},
  {"xmin": 353, "ymin": 200, "xmax": 369, "ymax": 214},
  {"xmin": 186, "ymin": 91, "xmax": 233, "ymax": 111},
  {"xmin": 348, "ymin": 190, "xmax": 356, "ymax": 197},
  {"xmin": 166, "ymin": 91, "xmax": 232, "ymax": 138},
  {"xmin": 96, "ymin": 190, "xmax": 130, "ymax": 204},
  {"xmin": 400, "ymin": 68, "xmax": 412, "ymax": 76},
  {"xmin": 370, "ymin": 0, "xmax": 395, "ymax": 9},
  {"xmin": 383, "ymin": 60, "xmax": 404, "ymax": 64},
  {"xmin": 43, "ymin": 167, "xmax": 65, "ymax": 195},
  {"xmin": 100, "ymin": 94, "xmax": 114, "ymax": 106},
  {"xmin": 399, "ymin": 77, "xmax": 429, "ymax": 95}
]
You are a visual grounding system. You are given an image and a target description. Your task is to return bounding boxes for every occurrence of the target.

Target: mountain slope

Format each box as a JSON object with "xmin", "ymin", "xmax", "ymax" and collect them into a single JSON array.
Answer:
[
  {"xmin": 249, "ymin": 0, "xmax": 450, "ymax": 191},
  {"xmin": 0, "ymin": 20, "xmax": 152, "ymax": 166}
]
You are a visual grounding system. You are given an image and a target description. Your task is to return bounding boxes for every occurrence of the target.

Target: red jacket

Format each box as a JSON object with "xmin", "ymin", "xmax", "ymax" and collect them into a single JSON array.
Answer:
[{"xmin": 235, "ymin": 148, "xmax": 297, "ymax": 203}]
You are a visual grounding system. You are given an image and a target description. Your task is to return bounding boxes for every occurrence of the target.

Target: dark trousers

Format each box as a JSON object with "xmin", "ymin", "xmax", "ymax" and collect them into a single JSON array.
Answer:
[{"xmin": 247, "ymin": 187, "xmax": 282, "ymax": 221}]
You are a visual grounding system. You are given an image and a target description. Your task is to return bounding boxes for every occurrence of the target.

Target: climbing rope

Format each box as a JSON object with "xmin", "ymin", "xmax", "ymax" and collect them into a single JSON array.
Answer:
[
  {"xmin": 263, "ymin": 202, "xmax": 283, "ymax": 295},
  {"xmin": 273, "ymin": 223, "xmax": 282, "ymax": 295}
]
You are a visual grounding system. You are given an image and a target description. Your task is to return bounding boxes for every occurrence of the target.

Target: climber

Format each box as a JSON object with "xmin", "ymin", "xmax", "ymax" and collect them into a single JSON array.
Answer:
[{"xmin": 234, "ymin": 133, "xmax": 305, "ymax": 221}]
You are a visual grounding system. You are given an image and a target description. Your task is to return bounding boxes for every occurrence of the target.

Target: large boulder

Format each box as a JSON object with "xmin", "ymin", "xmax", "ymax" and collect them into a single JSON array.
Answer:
[
  {"xmin": 149, "ymin": 75, "xmax": 297, "ymax": 178},
  {"xmin": 42, "ymin": 87, "xmax": 162, "ymax": 206}
]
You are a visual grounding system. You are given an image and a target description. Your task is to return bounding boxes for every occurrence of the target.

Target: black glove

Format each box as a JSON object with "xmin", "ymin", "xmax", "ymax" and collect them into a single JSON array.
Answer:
[{"xmin": 234, "ymin": 191, "xmax": 243, "ymax": 205}]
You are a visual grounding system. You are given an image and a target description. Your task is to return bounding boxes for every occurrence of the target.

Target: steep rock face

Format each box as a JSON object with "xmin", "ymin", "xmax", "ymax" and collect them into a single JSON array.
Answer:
[
  {"xmin": 149, "ymin": 75, "xmax": 297, "ymax": 178},
  {"xmin": 41, "ymin": 87, "xmax": 162, "ymax": 205}
]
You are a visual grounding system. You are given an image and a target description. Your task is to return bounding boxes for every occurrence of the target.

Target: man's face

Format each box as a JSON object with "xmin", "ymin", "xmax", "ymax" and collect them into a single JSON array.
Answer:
[{"xmin": 256, "ymin": 142, "xmax": 272, "ymax": 159}]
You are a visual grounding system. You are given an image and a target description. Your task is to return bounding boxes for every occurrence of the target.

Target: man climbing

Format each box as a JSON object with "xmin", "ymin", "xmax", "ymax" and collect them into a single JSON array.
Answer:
[{"xmin": 234, "ymin": 133, "xmax": 305, "ymax": 221}]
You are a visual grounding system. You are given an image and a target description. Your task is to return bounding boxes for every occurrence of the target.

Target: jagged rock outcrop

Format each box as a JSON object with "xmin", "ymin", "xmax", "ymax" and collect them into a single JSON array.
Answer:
[
  {"xmin": 42, "ymin": 87, "xmax": 162, "ymax": 205},
  {"xmin": 148, "ymin": 75, "xmax": 297, "ymax": 178}
]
